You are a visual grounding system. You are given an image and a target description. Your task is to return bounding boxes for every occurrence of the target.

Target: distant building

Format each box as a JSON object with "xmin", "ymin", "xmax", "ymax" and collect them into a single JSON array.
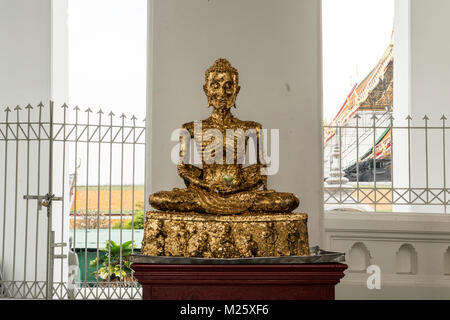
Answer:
[{"xmin": 324, "ymin": 41, "xmax": 393, "ymax": 182}]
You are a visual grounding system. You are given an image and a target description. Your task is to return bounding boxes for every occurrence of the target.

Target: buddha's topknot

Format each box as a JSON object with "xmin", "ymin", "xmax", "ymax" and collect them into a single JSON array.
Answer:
[{"xmin": 205, "ymin": 58, "xmax": 239, "ymax": 83}]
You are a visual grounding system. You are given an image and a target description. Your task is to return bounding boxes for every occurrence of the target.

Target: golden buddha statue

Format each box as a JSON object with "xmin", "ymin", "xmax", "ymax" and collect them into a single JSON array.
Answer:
[
  {"xmin": 149, "ymin": 58, "xmax": 299, "ymax": 215},
  {"xmin": 142, "ymin": 58, "xmax": 309, "ymax": 258}
]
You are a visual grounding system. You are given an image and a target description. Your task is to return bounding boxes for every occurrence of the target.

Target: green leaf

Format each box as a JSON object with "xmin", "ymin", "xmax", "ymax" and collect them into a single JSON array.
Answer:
[
  {"xmin": 89, "ymin": 259, "xmax": 98, "ymax": 268},
  {"xmin": 122, "ymin": 240, "xmax": 133, "ymax": 249}
]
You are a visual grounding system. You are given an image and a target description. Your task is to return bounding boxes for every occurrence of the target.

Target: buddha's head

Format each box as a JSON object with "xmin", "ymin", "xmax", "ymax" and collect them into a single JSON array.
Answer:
[{"xmin": 204, "ymin": 58, "xmax": 240, "ymax": 111}]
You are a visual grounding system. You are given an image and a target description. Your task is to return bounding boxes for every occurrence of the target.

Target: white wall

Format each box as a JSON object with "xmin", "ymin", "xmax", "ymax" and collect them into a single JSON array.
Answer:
[
  {"xmin": 146, "ymin": 0, "xmax": 324, "ymax": 246},
  {"xmin": 392, "ymin": 0, "xmax": 411, "ymax": 212},
  {"xmin": 325, "ymin": 211, "xmax": 450, "ymax": 299},
  {"xmin": 410, "ymin": 0, "xmax": 450, "ymax": 122},
  {"xmin": 0, "ymin": 0, "xmax": 68, "ymax": 293},
  {"xmin": 409, "ymin": 0, "xmax": 450, "ymax": 209},
  {"xmin": 0, "ymin": 1, "xmax": 52, "ymax": 106},
  {"xmin": 50, "ymin": 0, "xmax": 70, "ymax": 287}
]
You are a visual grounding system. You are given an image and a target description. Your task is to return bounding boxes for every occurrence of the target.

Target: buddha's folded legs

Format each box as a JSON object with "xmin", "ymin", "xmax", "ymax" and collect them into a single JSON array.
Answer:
[
  {"xmin": 149, "ymin": 188, "xmax": 206, "ymax": 212},
  {"xmin": 248, "ymin": 191, "xmax": 300, "ymax": 213},
  {"xmin": 149, "ymin": 188, "xmax": 299, "ymax": 214}
]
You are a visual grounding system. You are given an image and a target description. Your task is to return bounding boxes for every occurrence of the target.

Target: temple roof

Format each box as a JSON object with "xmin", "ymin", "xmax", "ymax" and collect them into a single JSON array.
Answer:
[{"xmin": 324, "ymin": 42, "xmax": 393, "ymax": 144}]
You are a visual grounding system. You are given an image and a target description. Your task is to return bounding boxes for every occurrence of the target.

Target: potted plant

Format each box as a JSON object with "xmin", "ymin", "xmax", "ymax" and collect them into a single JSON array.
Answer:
[{"xmin": 89, "ymin": 240, "xmax": 134, "ymax": 285}]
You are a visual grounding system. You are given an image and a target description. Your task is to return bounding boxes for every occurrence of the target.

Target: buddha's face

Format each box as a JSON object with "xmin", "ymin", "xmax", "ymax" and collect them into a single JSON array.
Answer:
[{"xmin": 204, "ymin": 71, "xmax": 240, "ymax": 110}]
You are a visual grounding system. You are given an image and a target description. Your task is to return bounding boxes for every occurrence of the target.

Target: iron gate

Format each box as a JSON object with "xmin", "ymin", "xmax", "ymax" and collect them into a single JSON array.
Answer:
[{"xmin": 0, "ymin": 102, "xmax": 146, "ymax": 299}]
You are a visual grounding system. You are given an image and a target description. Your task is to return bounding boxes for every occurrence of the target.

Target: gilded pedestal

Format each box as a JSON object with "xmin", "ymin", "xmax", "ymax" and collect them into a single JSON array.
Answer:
[{"xmin": 141, "ymin": 211, "xmax": 309, "ymax": 258}]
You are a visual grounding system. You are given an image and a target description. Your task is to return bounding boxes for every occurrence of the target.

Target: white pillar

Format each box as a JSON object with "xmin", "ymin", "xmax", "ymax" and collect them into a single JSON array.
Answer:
[
  {"xmin": 146, "ymin": 0, "xmax": 324, "ymax": 246},
  {"xmin": 394, "ymin": 0, "xmax": 450, "ymax": 213},
  {"xmin": 50, "ymin": 0, "xmax": 70, "ymax": 287},
  {"xmin": 393, "ymin": 0, "xmax": 412, "ymax": 212},
  {"xmin": 0, "ymin": 0, "xmax": 68, "ymax": 291}
]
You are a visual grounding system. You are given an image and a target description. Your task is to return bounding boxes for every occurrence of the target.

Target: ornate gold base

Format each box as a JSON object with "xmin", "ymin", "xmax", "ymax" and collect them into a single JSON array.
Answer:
[{"xmin": 141, "ymin": 211, "xmax": 309, "ymax": 258}]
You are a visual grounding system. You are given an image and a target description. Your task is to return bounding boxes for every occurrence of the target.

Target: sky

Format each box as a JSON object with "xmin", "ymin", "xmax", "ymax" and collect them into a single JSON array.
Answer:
[
  {"xmin": 68, "ymin": 0, "xmax": 147, "ymax": 121},
  {"xmin": 68, "ymin": 0, "xmax": 147, "ymax": 186},
  {"xmin": 322, "ymin": 0, "xmax": 394, "ymax": 121}
]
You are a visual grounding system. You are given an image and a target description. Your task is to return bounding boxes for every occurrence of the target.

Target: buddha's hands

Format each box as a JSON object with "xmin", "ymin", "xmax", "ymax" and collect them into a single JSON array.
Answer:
[
  {"xmin": 209, "ymin": 165, "xmax": 267, "ymax": 195},
  {"xmin": 208, "ymin": 179, "xmax": 263, "ymax": 195},
  {"xmin": 186, "ymin": 176, "xmax": 211, "ymax": 190},
  {"xmin": 178, "ymin": 163, "xmax": 210, "ymax": 189},
  {"xmin": 179, "ymin": 163, "xmax": 267, "ymax": 194},
  {"xmin": 209, "ymin": 183, "xmax": 239, "ymax": 195}
]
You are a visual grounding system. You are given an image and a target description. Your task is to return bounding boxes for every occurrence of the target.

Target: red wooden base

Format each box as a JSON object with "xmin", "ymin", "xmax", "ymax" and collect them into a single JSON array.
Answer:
[{"xmin": 131, "ymin": 263, "xmax": 347, "ymax": 300}]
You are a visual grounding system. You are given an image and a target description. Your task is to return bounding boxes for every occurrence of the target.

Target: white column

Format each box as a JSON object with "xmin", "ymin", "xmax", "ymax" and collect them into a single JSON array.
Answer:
[
  {"xmin": 0, "ymin": 0, "xmax": 68, "ymax": 290},
  {"xmin": 394, "ymin": 0, "xmax": 450, "ymax": 213},
  {"xmin": 393, "ymin": 0, "xmax": 412, "ymax": 212},
  {"xmin": 146, "ymin": 0, "xmax": 324, "ymax": 246},
  {"xmin": 50, "ymin": 0, "xmax": 70, "ymax": 286}
]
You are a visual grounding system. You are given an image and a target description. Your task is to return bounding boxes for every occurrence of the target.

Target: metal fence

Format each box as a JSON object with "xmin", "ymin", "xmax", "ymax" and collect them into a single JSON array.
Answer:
[
  {"xmin": 324, "ymin": 112, "xmax": 450, "ymax": 213},
  {"xmin": 0, "ymin": 102, "xmax": 146, "ymax": 299}
]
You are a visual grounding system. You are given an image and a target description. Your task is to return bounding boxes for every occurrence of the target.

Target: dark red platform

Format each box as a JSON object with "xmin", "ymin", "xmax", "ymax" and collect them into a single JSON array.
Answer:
[{"xmin": 131, "ymin": 263, "xmax": 347, "ymax": 300}]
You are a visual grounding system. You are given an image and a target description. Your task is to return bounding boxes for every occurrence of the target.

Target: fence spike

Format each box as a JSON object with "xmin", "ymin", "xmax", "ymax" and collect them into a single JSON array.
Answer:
[
  {"xmin": 97, "ymin": 109, "xmax": 104, "ymax": 114},
  {"xmin": 406, "ymin": 115, "xmax": 412, "ymax": 120},
  {"xmin": 4, "ymin": 107, "xmax": 11, "ymax": 112},
  {"xmin": 423, "ymin": 115, "xmax": 429, "ymax": 121},
  {"xmin": 74, "ymin": 105, "xmax": 80, "ymax": 111},
  {"xmin": 131, "ymin": 115, "xmax": 137, "ymax": 121},
  {"xmin": 25, "ymin": 104, "xmax": 33, "ymax": 109},
  {"xmin": 120, "ymin": 113, "xmax": 127, "ymax": 119},
  {"xmin": 61, "ymin": 103, "xmax": 69, "ymax": 109},
  {"xmin": 353, "ymin": 113, "xmax": 361, "ymax": 119},
  {"xmin": 14, "ymin": 105, "xmax": 22, "ymax": 111},
  {"xmin": 441, "ymin": 115, "xmax": 447, "ymax": 121},
  {"xmin": 108, "ymin": 111, "xmax": 115, "ymax": 117},
  {"xmin": 370, "ymin": 114, "xmax": 378, "ymax": 120},
  {"xmin": 85, "ymin": 108, "xmax": 93, "ymax": 113},
  {"xmin": 37, "ymin": 102, "xmax": 44, "ymax": 108}
]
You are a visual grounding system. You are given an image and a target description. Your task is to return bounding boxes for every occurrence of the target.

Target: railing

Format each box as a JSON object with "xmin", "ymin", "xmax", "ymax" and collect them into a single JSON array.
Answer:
[
  {"xmin": 324, "ymin": 113, "xmax": 450, "ymax": 213},
  {"xmin": 67, "ymin": 105, "xmax": 146, "ymax": 299},
  {"xmin": 0, "ymin": 102, "xmax": 146, "ymax": 299}
]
